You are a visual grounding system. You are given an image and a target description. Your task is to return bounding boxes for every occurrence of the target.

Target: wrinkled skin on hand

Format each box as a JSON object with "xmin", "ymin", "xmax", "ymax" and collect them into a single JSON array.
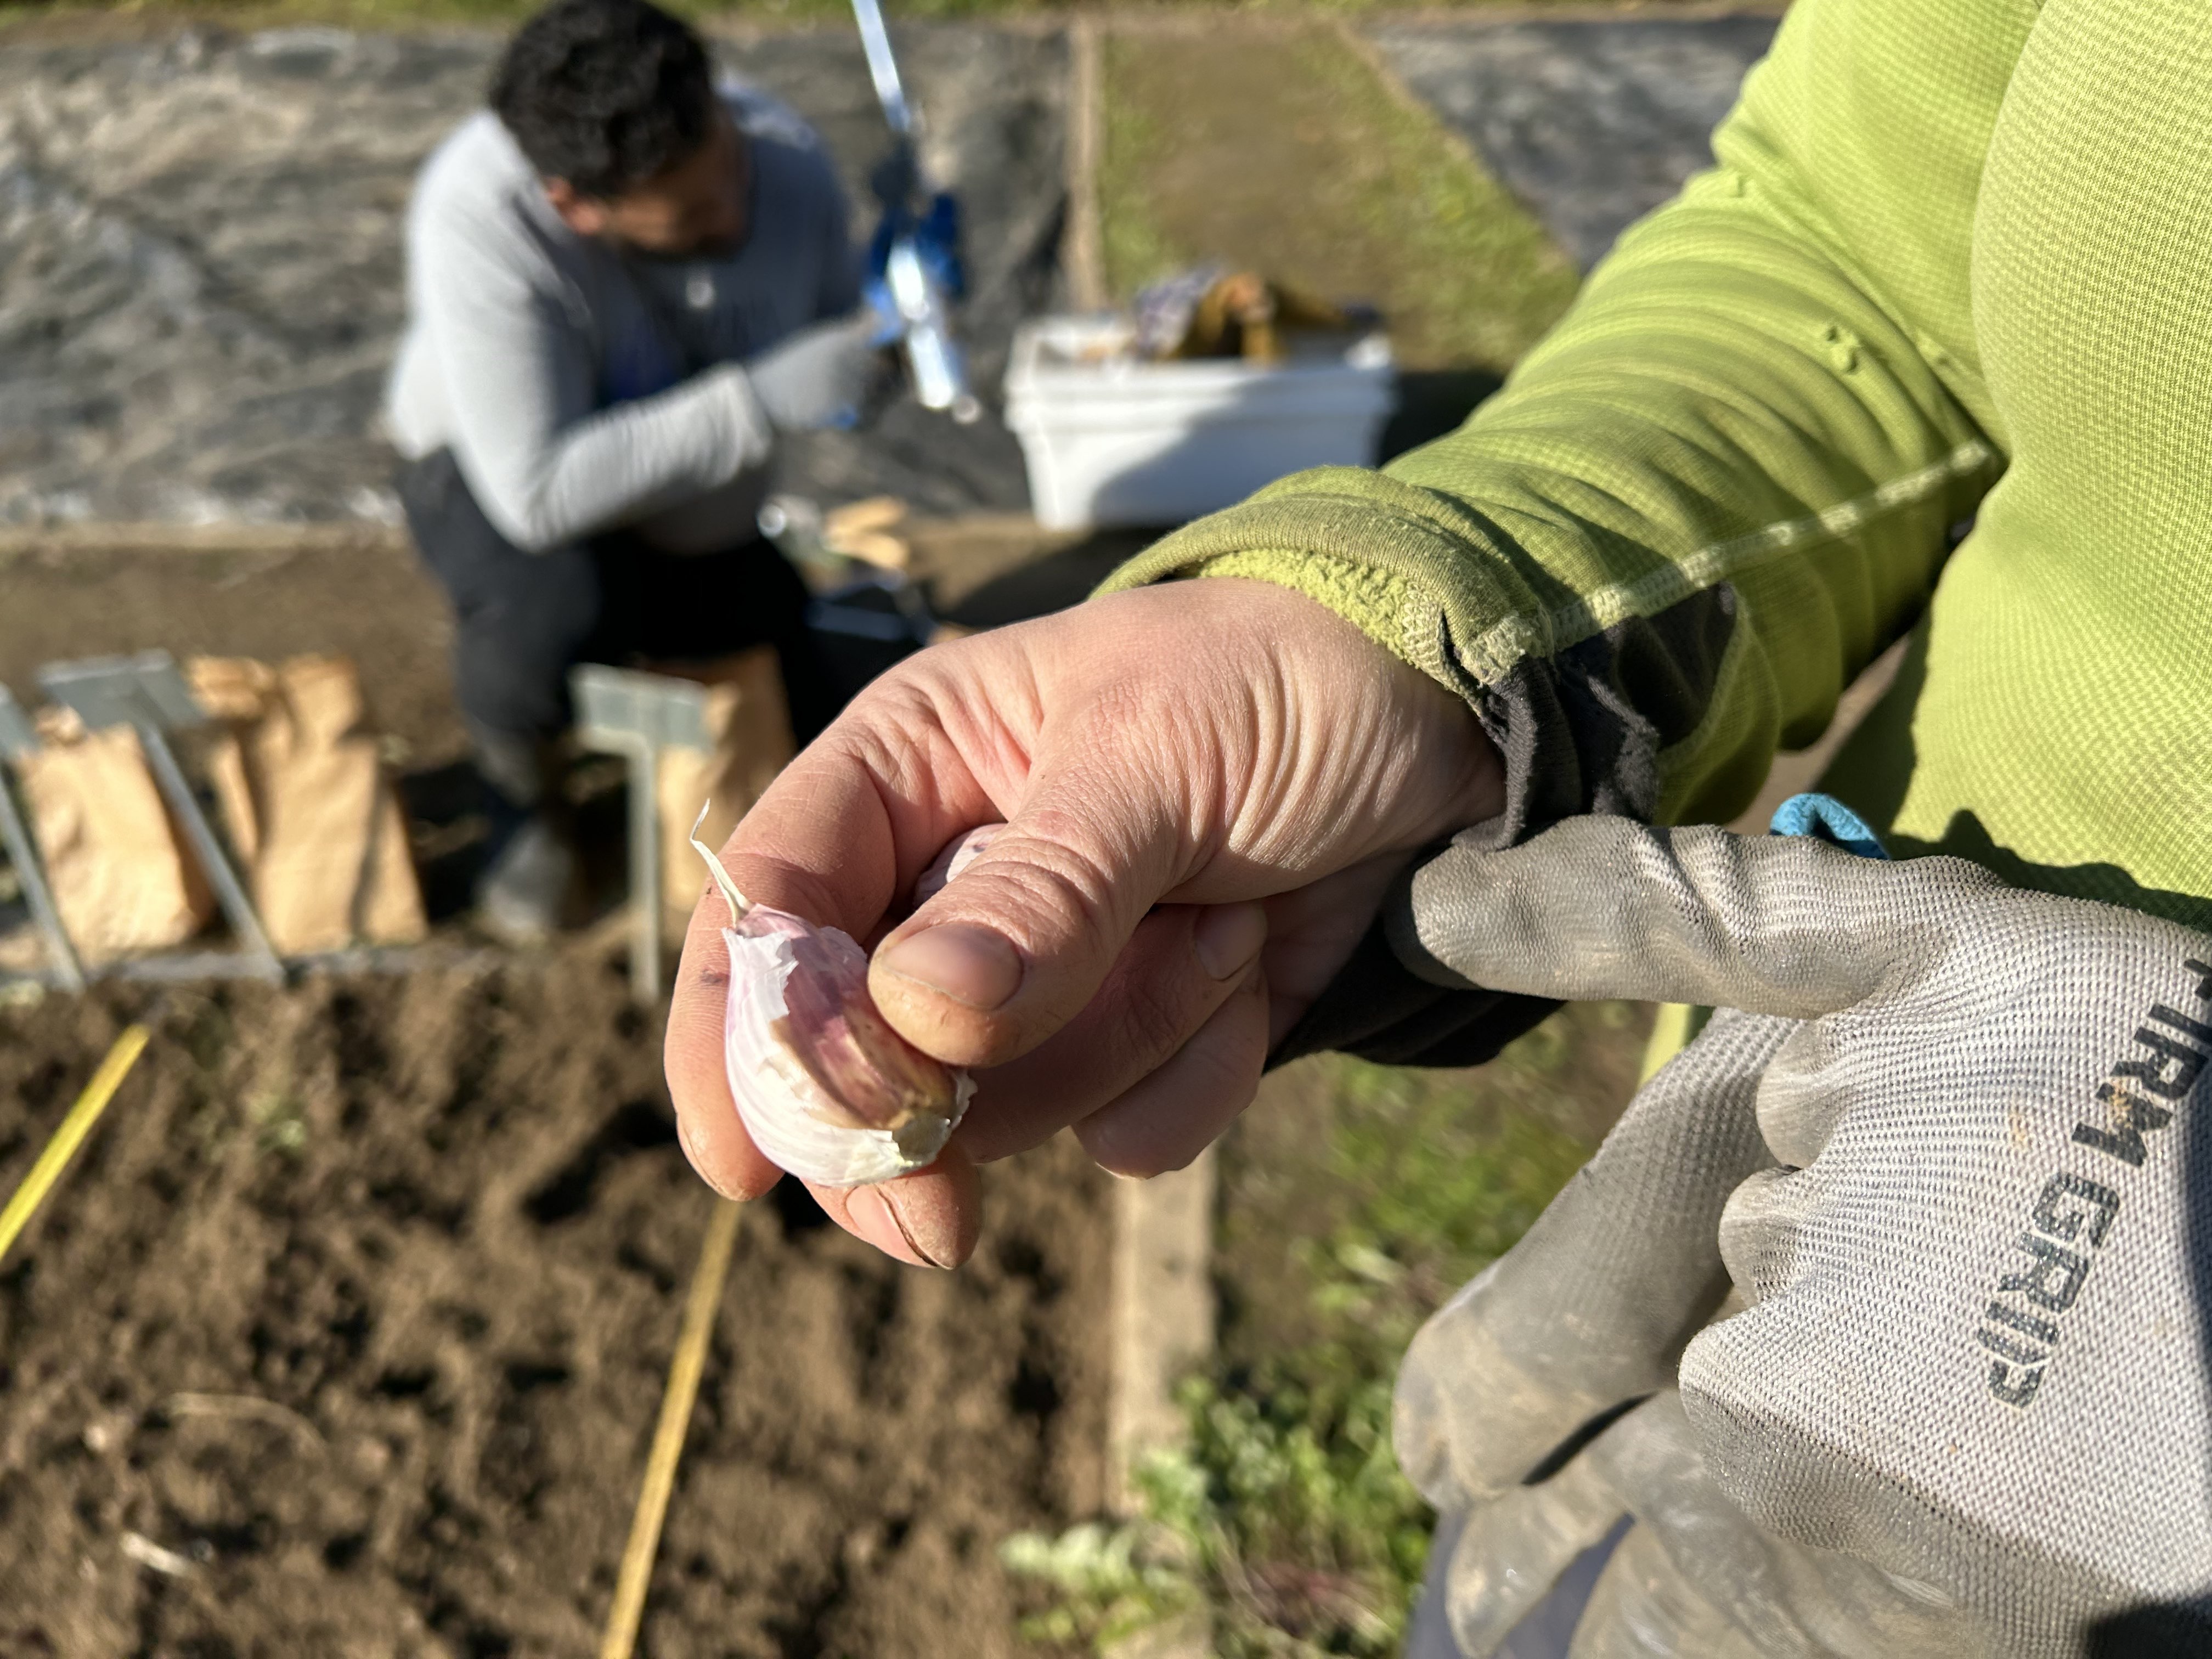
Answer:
[{"xmin": 665, "ymin": 578, "xmax": 1502, "ymax": 1266}]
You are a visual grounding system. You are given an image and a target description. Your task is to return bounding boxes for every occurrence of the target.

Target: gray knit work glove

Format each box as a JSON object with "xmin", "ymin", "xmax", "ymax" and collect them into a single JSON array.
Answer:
[
  {"xmin": 1390, "ymin": 817, "xmax": 2212, "ymax": 1656},
  {"xmin": 1435, "ymin": 1385, "xmax": 1979, "ymax": 1657},
  {"xmin": 744, "ymin": 313, "xmax": 886, "ymax": 433},
  {"xmin": 1396, "ymin": 998, "xmax": 1972, "ymax": 1658}
]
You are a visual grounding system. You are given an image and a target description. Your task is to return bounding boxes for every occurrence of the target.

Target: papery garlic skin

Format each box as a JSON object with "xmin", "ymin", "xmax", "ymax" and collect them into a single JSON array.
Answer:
[
  {"xmin": 720, "ymin": 909, "xmax": 974, "ymax": 1188},
  {"xmin": 692, "ymin": 806, "xmax": 995, "ymax": 1188},
  {"xmin": 912, "ymin": 822, "xmax": 1004, "ymax": 905}
]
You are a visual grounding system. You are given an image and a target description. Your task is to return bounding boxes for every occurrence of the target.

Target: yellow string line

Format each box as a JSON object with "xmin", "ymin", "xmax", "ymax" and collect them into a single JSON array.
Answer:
[
  {"xmin": 0, "ymin": 1024, "xmax": 150, "ymax": 1269},
  {"xmin": 598, "ymin": 1195, "xmax": 744, "ymax": 1659}
]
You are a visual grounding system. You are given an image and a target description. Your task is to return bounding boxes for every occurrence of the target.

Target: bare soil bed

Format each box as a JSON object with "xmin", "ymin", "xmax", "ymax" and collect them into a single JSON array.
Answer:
[
  {"xmin": 0, "ymin": 531, "xmax": 1117, "ymax": 1655},
  {"xmin": 0, "ymin": 956, "xmax": 1111, "ymax": 1657}
]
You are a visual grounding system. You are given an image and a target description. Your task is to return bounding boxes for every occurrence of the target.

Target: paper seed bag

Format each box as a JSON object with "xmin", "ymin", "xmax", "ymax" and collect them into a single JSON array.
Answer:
[
  {"xmin": 189, "ymin": 655, "xmax": 426, "ymax": 955},
  {"xmin": 15, "ymin": 709, "xmax": 215, "ymax": 962}
]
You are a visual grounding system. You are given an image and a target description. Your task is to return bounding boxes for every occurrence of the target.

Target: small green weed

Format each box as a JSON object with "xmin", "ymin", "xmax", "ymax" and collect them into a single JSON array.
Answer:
[
  {"xmin": 1006, "ymin": 1369, "xmax": 1419, "ymax": 1656},
  {"xmin": 1006, "ymin": 1008, "xmax": 1645, "ymax": 1655},
  {"xmin": 247, "ymin": 1088, "xmax": 308, "ymax": 1157},
  {"xmin": 1002, "ymin": 1519, "xmax": 1203, "ymax": 1651}
]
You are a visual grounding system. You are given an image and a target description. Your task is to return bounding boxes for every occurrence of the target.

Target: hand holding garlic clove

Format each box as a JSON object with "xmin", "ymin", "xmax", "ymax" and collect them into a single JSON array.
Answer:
[{"xmin": 664, "ymin": 579, "xmax": 1504, "ymax": 1265}]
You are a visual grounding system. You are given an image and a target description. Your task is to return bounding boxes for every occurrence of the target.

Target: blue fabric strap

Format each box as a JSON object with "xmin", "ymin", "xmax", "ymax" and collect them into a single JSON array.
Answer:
[{"xmin": 1769, "ymin": 792, "xmax": 1889, "ymax": 860}]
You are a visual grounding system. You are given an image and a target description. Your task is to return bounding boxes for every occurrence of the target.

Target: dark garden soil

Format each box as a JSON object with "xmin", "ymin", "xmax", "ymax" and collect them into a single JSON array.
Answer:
[
  {"xmin": 0, "ymin": 954, "xmax": 1111, "ymax": 1658},
  {"xmin": 0, "ymin": 532, "xmax": 1116, "ymax": 1656}
]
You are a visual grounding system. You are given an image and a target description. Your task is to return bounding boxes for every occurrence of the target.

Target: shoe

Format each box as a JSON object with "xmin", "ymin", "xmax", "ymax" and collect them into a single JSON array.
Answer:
[
  {"xmin": 470, "ymin": 725, "xmax": 562, "ymax": 813},
  {"xmin": 467, "ymin": 725, "xmax": 576, "ymax": 944},
  {"xmin": 475, "ymin": 815, "xmax": 577, "ymax": 945}
]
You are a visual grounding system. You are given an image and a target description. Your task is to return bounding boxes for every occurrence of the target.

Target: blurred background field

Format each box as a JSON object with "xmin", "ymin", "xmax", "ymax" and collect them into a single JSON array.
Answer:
[{"xmin": 1, "ymin": 0, "xmax": 1763, "ymax": 32}]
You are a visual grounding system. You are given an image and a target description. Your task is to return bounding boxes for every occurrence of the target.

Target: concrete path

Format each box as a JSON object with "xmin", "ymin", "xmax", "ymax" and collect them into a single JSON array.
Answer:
[
  {"xmin": 1368, "ymin": 14, "xmax": 1780, "ymax": 270},
  {"xmin": 0, "ymin": 23, "xmax": 1062, "ymax": 528}
]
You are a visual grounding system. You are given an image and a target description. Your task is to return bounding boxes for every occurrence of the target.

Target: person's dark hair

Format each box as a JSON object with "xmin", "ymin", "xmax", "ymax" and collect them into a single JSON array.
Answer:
[{"xmin": 490, "ymin": 0, "xmax": 716, "ymax": 198}]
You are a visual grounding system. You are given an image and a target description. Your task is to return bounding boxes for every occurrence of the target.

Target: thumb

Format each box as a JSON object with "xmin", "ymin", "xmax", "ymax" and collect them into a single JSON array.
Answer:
[
  {"xmin": 1395, "ymin": 1009, "xmax": 1788, "ymax": 1509},
  {"xmin": 867, "ymin": 755, "xmax": 1184, "ymax": 1068},
  {"xmin": 1389, "ymin": 817, "xmax": 1972, "ymax": 1019},
  {"xmin": 1568, "ymin": 1509, "xmax": 1768, "ymax": 1659},
  {"xmin": 1436, "ymin": 1462, "xmax": 1626, "ymax": 1658}
]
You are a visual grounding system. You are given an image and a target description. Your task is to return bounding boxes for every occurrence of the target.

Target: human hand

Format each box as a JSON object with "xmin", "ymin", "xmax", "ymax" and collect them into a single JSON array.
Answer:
[
  {"xmin": 1391, "ymin": 1004, "xmax": 1783, "ymax": 1521},
  {"xmin": 1390, "ymin": 817, "xmax": 2212, "ymax": 1654},
  {"xmin": 664, "ymin": 577, "xmax": 1502, "ymax": 1267},
  {"xmin": 744, "ymin": 312, "xmax": 887, "ymax": 432},
  {"xmin": 1425, "ymin": 1389, "xmax": 1979, "ymax": 1659}
]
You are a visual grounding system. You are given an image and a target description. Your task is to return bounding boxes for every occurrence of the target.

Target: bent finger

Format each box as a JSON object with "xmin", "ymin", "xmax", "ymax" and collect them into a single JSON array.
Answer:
[
  {"xmin": 664, "ymin": 670, "xmax": 1005, "ymax": 1204},
  {"xmin": 1074, "ymin": 961, "xmax": 1270, "ymax": 1178},
  {"xmin": 667, "ymin": 913, "xmax": 783, "ymax": 1201},
  {"xmin": 1393, "ymin": 1008, "xmax": 1790, "ymax": 1509},
  {"xmin": 806, "ymin": 1143, "xmax": 984, "ymax": 1269},
  {"xmin": 956, "ymin": 900, "xmax": 1268, "ymax": 1164}
]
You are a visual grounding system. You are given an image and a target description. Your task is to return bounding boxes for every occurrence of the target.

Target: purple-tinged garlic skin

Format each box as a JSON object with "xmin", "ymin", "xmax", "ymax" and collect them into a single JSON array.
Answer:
[
  {"xmin": 912, "ymin": 823, "xmax": 1005, "ymax": 906},
  {"xmin": 694, "ymin": 808, "xmax": 973, "ymax": 1187},
  {"xmin": 744, "ymin": 907, "xmax": 963, "ymax": 1132},
  {"xmin": 721, "ymin": 908, "xmax": 974, "ymax": 1186}
]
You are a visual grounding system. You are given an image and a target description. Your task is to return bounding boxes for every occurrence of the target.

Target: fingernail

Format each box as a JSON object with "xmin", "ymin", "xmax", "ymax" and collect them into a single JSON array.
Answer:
[
  {"xmin": 677, "ymin": 1117, "xmax": 742, "ymax": 1200},
  {"xmin": 877, "ymin": 923, "xmax": 1024, "ymax": 1011},
  {"xmin": 849, "ymin": 1186, "xmax": 950, "ymax": 1268},
  {"xmin": 1193, "ymin": 901, "xmax": 1267, "ymax": 980}
]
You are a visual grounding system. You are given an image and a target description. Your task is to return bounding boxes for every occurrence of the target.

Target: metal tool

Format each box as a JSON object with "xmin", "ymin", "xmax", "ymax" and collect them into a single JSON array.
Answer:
[
  {"xmin": 851, "ymin": 0, "xmax": 915, "ymax": 136},
  {"xmin": 38, "ymin": 652, "xmax": 284, "ymax": 985},
  {"xmin": 569, "ymin": 665, "xmax": 715, "ymax": 1006},
  {"xmin": 850, "ymin": 0, "xmax": 982, "ymax": 425},
  {"xmin": 758, "ymin": 493, "xmax": 940, "ymax": 650},
  {"xmin": 0, "ymin": 686, "xmax": 86, "ymax": 992}
]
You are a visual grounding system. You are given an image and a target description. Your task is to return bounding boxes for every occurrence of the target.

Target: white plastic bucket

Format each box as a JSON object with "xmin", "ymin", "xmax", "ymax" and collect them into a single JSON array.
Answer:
[{"xmin": 1002, "ymin": 315, "xmax": 1397, "ymax": 529}]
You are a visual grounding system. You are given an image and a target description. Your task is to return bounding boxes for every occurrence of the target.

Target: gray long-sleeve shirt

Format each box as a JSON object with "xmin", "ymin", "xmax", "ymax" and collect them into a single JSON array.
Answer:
[{"xmin": 383, "ymin": 87, "xmax": 861, "ymax": 554}]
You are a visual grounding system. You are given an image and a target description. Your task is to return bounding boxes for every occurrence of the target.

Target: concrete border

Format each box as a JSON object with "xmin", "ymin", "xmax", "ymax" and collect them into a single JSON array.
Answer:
[
  {"xmin": 1105, "ymin": 1147, "xmax": 1218, "ymax": 1517},
  {"xmin": 1104, "ymin": 1150, "xmax": 1218, "ymax": 1659}
]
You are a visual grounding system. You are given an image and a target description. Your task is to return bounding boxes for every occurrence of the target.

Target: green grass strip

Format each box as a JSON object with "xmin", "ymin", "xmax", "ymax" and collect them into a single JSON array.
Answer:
[{"xmin": 1097, "ymin": 21, "xmax": 1578, "ymax": 373}]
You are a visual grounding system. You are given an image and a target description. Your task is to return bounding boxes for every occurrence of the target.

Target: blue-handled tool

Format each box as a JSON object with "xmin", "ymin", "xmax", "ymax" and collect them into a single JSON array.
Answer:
[{"xmin": 850, "ymin": 0, "xmax": 981, "ymax": 425}]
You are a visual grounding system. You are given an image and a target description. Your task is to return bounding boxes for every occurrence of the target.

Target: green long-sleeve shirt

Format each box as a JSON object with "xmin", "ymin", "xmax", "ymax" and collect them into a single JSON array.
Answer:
[{"xmin": 1105, "ymin": 0, "xmax": 2212, "ymax": 928}]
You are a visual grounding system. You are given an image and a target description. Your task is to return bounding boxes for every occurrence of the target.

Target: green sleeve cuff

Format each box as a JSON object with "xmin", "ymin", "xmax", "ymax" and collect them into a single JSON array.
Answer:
[
  {"xmin": 1182, "ymin": 546, "xmax": 1426, "ymax": 675},
  {"xmin": 1093, "ymin": 465, "xmax": 1549, "ymax": 698}
]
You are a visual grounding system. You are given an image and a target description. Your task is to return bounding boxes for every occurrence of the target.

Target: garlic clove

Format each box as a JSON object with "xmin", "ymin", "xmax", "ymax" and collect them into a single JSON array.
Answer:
[
  {"xmin": 740, "ymin": 906, "xmax": 964, "ymax": 1132},
  {"xmin": 694, "ymin": 806, "xmax": 974, "ymax": 1188},
  {"xmin": 912, "ymin": 822, "xmax": 1004, "ymax": 905},
  {"xmin": 722, "ymin": 916, "xmax": 974, "ymax": 1186}
]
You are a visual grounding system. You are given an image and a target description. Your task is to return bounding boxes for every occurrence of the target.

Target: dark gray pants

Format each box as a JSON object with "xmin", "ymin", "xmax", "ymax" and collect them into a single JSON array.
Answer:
[{"xmin": 397, "ymin": 449, "xmax": 838, "ymax": 768}]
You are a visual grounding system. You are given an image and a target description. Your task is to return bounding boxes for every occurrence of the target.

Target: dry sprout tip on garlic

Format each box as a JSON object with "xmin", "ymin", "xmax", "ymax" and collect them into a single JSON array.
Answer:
[{"xmin": 691, "ymin": 804, "xmax": 985, "ymax": 1188}]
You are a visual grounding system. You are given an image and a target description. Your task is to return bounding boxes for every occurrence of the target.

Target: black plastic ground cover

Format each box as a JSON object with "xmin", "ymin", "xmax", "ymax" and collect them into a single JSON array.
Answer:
[
  {"xmin": 0, "ymin": 16, "xmax": 1779, "ymax": 532},
  {"xmin": 1367, "ymin": 15, "xmax": 1781, "ymax": 272},
  {"xmin": 0, "ymin": 23, "xmax": 1065, "ymax": 529}
]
